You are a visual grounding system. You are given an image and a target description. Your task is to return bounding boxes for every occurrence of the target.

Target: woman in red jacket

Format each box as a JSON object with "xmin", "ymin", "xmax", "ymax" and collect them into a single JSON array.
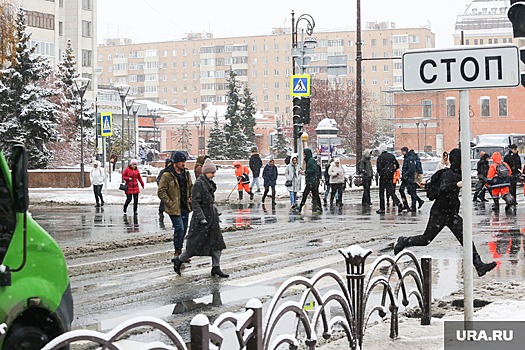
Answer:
[{"xmin": 122, "ymin": 159, "xmax": 145, "ymax": 215}]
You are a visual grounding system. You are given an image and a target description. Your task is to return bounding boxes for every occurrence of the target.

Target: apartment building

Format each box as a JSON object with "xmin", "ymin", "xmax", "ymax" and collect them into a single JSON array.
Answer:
[
  {"xmin": 97, "ymin": 23, "xmax": 435, "ymax": 128},
  {"xmin": 393, "ymin": 0, "xmax": 525, "ymax": 156},
  {"xmin": 9, "ymin": 0, "xmax": 98, "ymax": 99}
]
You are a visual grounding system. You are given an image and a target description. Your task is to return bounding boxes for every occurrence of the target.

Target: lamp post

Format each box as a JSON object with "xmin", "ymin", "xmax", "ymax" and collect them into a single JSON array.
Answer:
[
  {"xmin": 355, "ymin": 0, "xmax": 363, "ymax": 161},
  {"xmin": 73, "ymin": 77, "xmax": 91, "ymax": 188},
  {"xmin": 415, "ymin": 121, "xmax": 420, "ymax": 153},
  {"xmin": 148, "ymin": 108, "xmax": 160, "ymax": 157},
  {"xmin": 125, "ymin": 98, "xmax": 134, "ymax": 162},
  {"xmin": 200, "ymin": 106, "xmax": 210, "ymax": 155},
  {"xmin": 291, "ymin": 10, "xmax": 315, "ymax": 153},
  {"xmin": 132, "ymin": 103, "xmax": 140, "ymax": 158},
  {"xmin": 423, "ymin": 119, "xmax": 429, "ymax": 153},
  {"xmin": 115, "ymin": 84, "xmax": 131, "ymax": 171}
]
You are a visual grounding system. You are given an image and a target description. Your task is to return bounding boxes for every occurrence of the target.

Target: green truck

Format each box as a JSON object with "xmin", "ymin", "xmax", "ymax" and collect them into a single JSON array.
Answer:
[{"xmin": 0, "ymin": 144, "xmax": 72, "ymax": 349}]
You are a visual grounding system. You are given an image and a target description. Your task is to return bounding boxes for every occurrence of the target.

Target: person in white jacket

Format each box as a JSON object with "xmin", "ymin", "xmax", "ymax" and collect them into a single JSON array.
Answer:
[
  {"xmin": 90, "ymin": 160, "xmax": 106, "ymax": 207},
  {"xmin": 285, "ymin": 153, "xmax": 302, "ymax": 208},
  {"xmin": 328, "ymin": 158, "xmax": 346, "ymax": 207}
]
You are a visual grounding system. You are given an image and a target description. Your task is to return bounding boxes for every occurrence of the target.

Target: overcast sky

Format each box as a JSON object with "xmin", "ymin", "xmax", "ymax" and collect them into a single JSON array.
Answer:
[{"xmin": 97, "ymin": 0, "xmax": 473, "ymax": 48}]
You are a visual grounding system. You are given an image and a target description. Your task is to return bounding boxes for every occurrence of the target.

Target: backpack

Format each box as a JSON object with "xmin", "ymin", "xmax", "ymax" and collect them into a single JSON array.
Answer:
[
  {"xmin": 284, "ymin": 155, "xmax": 291, "ymax": 165},
  {"xmin": 496, "ymin": 163, "xmax": 510, "ymax": 178},
  {"xmin": 425, "ymin": 168, "xmax": 446, "ymax": 201}
]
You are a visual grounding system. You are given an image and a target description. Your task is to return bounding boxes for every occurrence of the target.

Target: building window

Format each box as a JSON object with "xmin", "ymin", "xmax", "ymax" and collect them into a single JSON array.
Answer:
[
  {"xmin": 498, "ymin": 96, "xmax": 508, "ymax": 117},
  {"xmin": 58, "ymin": 21, "xmax": 63, "ymax": 36},
  {"xmin": 446, "ymin": 97, "xmax": 456, "ymax": 117},
  {"xmin": 82, "ymin": 20, "xmax": 92, "ymax": 37},
  {"xmin": 372, "ymin": 65, "xmax": 377, "ymax": 72},
  {"xmin": 25, "ymin": 10, "xmax": 55, "ymax": 30},
  {"xmin": 422, "ymin": 100, "xmax": 432, "ymax": 118},
  {"xmin": 82, "ymin": 0, "xmax": 92, "ymax": 10},
  {"xmin": 82, "ymin": 50, "xmax": 92, "ymax": 67},
  {"xmin": 371, "ymin": 39, "xmax": 376, "ymax": 47},
  {"xmin": 480, "ymin": 97, "xmax": 490, "ymax": 117},
  {"xmin": 383, "ymin": 65, "xmax": 389, "ymax": 72}
]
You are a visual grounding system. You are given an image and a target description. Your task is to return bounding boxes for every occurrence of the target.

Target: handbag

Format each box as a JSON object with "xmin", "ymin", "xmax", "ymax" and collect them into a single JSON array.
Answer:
[
  {"xmin": 353, "ymin": 175, "xmax": 363, "ymax": 187},
  {"xmin": 119, "ymin": 183, "xmax": 128, "ymax": 191},
  {"xmin": 285, "ymin": 179, "xmax": 292, "ymax": 187}
]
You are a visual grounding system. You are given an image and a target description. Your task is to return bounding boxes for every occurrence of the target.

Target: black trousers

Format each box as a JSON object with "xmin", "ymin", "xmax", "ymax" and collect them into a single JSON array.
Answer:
[
  {"xmin": 300, "ymin": 183, "xmax": 322, "ymax": 210},
  {"xmin": 473, "ymin": 180, "xmax": 487, "ymax": 200},
  {"xmin": 399, "ymin": 180, "xmax": 420, "ymax": 208},
  {"xmin": 379, "ymin": 176, "xmax": 399, "ymax": 209},
  {"xmin": 93, "ymin": 184, "xmax": 103, "ymax": 204},
  {"xmin": 159, "ymin": 200, "xmax": 165, "ymax": 214},
  {"xmin": 510, "ymin": 176, "xmax": 518, "ymax": 204},
  {"xmin": 361, "ymin": 177, "xmax": 372, "ymax": 205},
  {"xmin": 330, "ymin": 183, "xmax": 344, "ymax": 205},
  {"xmin": 262, "ymin": 186, "xmax": 276, "ymax": 203},
  {"xmin": 124, "ymin": 193, "xmax": 139, "ymax": 214}
]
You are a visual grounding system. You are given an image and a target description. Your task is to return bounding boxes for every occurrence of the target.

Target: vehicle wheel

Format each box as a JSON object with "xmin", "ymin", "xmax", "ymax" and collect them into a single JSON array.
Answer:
[{"xmin": 3, "ymin": 325, "xmax": 49, "ymax": 349}]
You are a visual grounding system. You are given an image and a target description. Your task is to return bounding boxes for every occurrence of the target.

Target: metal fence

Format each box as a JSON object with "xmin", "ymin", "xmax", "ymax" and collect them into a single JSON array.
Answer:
[{"xmin": 42, "ymin": 245, "xmax": 431, "ymax": 350}]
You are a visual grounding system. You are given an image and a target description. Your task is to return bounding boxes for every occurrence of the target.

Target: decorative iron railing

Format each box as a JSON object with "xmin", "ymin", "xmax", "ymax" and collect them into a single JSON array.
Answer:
[{"xmin": 42, "ymin": 245, "xmax": 431, "ymax": 350}]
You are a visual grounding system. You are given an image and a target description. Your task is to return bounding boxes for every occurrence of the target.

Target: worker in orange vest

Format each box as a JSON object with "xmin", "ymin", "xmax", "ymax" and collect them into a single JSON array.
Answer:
[{"xmin": 233, "ymin": 161, "xmax": 255, "ymax": 200}]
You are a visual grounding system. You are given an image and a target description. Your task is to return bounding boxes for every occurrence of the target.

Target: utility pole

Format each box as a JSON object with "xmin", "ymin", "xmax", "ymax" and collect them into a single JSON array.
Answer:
[{"xmin": 355, "ymin": 0, "xmax": 363, "ymax": 162}]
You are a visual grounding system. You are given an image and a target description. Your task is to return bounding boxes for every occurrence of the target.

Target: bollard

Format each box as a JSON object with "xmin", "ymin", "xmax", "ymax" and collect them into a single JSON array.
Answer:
[
  {"xmin": 421, "ymin": 256, "xmax": 432, "ymax": 325},
  {"xmin": 190, "ymin": 314, "xmax": 210, "ymax": 350}
]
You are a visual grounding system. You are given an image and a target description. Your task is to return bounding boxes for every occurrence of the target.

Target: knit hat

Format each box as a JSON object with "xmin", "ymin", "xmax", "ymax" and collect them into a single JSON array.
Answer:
[
  {"xmin": 334, "ymin": 157, "xmax": 340, "ymax": 163},
  {"xmin": 130, "ymin": 159, "xmax": 138, "ymax": 165},
  {"xmin": 202, "ymin": 158, "xmax": 217, "ymax": 173},
  {"xmin": 401, "ymin": 146, "xmax": 409, "ymax": 153},
  {"xmin": 172, "ymin": 151, "xmax": 187, "ymax": 163},
  {"xmin": 449, "ymin": 148, "xmax": 461, "ymax": 169},
  {"xmin": 378, "ymin": 143, "xmax": 387, "ymax": 153}
]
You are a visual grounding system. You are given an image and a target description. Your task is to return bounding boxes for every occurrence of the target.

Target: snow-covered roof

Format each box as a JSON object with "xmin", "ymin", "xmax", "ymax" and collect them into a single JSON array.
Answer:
[
  {"xmin": 160, "ymin": 104, "xmax": 266, "ymax": 126},
  {"xmin": 134, "ymin": 99, "xmax": 186, "ymax": 115},
  {"xmin": 315, "ymin": 118, "xmax": 338, "ymax": 131}
]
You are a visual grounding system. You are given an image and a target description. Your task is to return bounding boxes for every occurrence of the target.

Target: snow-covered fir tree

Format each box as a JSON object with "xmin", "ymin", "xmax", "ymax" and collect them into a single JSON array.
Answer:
[
  {"xmin": 270, "ymin": 119, "xmax": 290, "ymax": 158},
  {"xmin": 207, "ymin": 112, "xmax": 228, "ymax": 160},
  {"xmin": 223, "ymin": 70, "xmax": 250, "ymax": 159},
  {"xmin": 0, "ymin": 8, "xmax": 60, "ymax": 168},
  {"xmin": 240, "ymin": 86, "xmax": 257, "ymax": 145},
  {"xmin": 174, "ymin": 122, "xmax": 192, "ymax": 151}
]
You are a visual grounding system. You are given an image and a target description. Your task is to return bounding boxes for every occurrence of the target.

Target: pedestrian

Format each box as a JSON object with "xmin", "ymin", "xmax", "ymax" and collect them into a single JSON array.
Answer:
[
  {"xmin": 487, "ymin": 151, "xmax": 513, "ymax": 212},
  {"xmin": 399, "ymin": 147, "xmax": 424, "ymax": 212},
  {"xmin": 147, "ymin": 150, "xmax": 154, "ymax": 163},
  {"xmin": 90, "ymin": 160, "xmax": 106, "ymax": 207},
  {"xmin": 394, "ymin": 148, "xmax": 497, "ymax": 277},
  {"xmin": 139, "ymin": 148, "xmax": 146, "ymax": 165},
  {"xmin": 109, "ymin": 153, "xmax": 117, "ymax": 171},
  {"xmin": 473, "ymin": 152, "xmax": 490, "ymax": 202},
  {"xmin": 194, "ymin": 155, "xmax": 209, "ymax": 179},
  {"xmin": 249, "ymin": 147, "xmax": 263, "ymax": 193},
  {"xmin": 156, "ymin": 158, "xmax": 174, "ymax": 221},
  {"xmin": 285, "ymin": 153, "xmax": 301, "ymax": 208},
  {"xmin": 358, "ymin": 149, "xmax": 374, "ymax": 206},
  {"xmin": 503, "ymin": 144, "xmax": 521, "ymax": 206},
  {"xmin": 435, "ymin": 151, "xmax": 450, "ymax": 171},
  {"xmin": 262, "ymin": 157, "xmax": 278, "ymax": 205},
  {"xmin": 323, "ymin": 158, "xmax": 333, "ymax": 206},
  {"xmin": 122, "ymin": 159, "xmax": 145, "ymax": 215},
  {"xmin": 173, "ymin": 158, "xmax": 229, "ymax": 278},
  {"xmin": 298, "ymin": 148, "xmax": 322, "ymax": 213},
  {"xmin": 158, "ymin": 151, "xmax": 193, "ymax": 259},
  {"xmin": 233, "ymin": 161, "xmax": 255, "ymax": 200},
  {"xmin": 328, "ymin": 157, "xmax": 345, "ymax": 207},
  {"xmin": 376, "ymin": 144, "xmax": 401, "ymax": 214}
]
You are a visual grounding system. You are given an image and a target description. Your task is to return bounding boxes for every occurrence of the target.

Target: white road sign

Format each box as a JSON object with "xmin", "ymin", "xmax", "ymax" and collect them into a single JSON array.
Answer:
[{"xmin": 403, "ymin": 45, "xmax": 520, "ymax": 91}]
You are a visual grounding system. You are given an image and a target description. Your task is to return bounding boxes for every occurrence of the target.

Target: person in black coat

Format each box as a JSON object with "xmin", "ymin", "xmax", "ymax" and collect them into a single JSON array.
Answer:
[
  {"xmin": 473, "ymin": 152, "xmax": 490, "ymax": 202},
  {"xmin": 394, "ymin": 148, "xmax": 497, "ymax": 277},
  {"xmin": 503, "ymin": 144, "xmax": 521, "ymax": 206},
  {"xmin": 249, "ymin": 148, "xmax": 263, "ymax": 193},
  {"xmin": 262, "ymin": 158, "xmax": 278, "ymax": 205},
  {"xmin": 376, "ymin": 144, "xmax": 401, "ymax": 213},
  {"xmin": 173, "ymin": 158, "xmax": 228, "ymax": 278}
]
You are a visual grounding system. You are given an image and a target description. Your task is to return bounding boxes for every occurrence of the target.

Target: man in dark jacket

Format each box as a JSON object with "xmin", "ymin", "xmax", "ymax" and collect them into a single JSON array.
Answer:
[
  {"xmin": 394, "ymin": 148, "xmax": 497, "ymax": 277},
  {"xmin": 376, "ymin": 144, "xmax": 401, "ymax": 213},
  {"xmin": 503, "ymin": 144, "xmax": 521, "ymax": 206},
  {"xmin": 473, "ymin": 152, "xmax": 490, "ymax": 202},
  {"xmin": 262, "ymin": 158, "xmax": 278, "ymax": 205},
  {"xmin": 298, "ymin": 148, "xmax": 322, "ymax": 213},
  {"xmin": 156, "ymin": 158, "xmax": 174, "ymax": 221},
  {"xmin": 249, "ymin": 147, "xmax": 263, "ymax": 193},
  {"xmin": 399, "ymin": 147, "xmax": 424, "ymax": 212}
]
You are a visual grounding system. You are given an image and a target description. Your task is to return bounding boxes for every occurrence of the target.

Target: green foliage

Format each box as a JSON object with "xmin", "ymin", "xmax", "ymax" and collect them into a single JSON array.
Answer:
[
  {"xmin": 271, "ymin": 120, "xmax": 290, "ymax": 158},
  {"xmin": 223, "ymin": 70, "xmax": 251, "ymax": 159},
  {"xmin": 241, "ymin": 86, "xmax": 257, "ymax": 144},
  {"xmin": 207, "ymin": 113, "xmax": 228, "ymax": 160}
]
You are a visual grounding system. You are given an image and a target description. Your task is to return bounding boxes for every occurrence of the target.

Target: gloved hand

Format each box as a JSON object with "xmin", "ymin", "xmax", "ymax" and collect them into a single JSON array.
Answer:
[{"xmin": 200, "ymin": 219, "xmax": 208, "ymax": 225}]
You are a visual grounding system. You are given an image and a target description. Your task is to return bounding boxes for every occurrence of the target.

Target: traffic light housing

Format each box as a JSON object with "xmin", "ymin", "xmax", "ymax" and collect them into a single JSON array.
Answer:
[
  {"xmin": 300, "ymin": 97, "xmax": 311, "ymax": 124},
  {"xmin": 293, "ymin": 115, "xmax": 303, "ymax": 139},
  {"xmin": 508, "ymin": 1, "xmax": 525, "ymax": 37}
]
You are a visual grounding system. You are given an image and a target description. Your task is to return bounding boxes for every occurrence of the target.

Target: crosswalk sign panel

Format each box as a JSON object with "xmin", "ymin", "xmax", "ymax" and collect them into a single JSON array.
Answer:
[
  {"xmin": 101, "ymin": 112, "xmax": 113, "ymax": 136},
  {"xmin": 290, "ymin": 74, "xmax": 311, "ymax": 96}
]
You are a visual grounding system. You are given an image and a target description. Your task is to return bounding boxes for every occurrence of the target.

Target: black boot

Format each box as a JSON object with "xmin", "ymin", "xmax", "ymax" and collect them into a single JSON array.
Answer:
[
  {"xmin": 249, "ymin": 191, "xmax": 255, "ymax": 200},
  {"xmin": 211, "ymin": 266, "xmax": 229, "ymax": 278},
  {"xmin": 492, "ymin": 200, "xmax": 500, "ymax": 211},
  {"xmin": 238, "ymin": 191, "xmax": 243, "ymax": 200},
  {"xmin": 394, "ymin": 236, "xmax": 410, "ymax": 255},
  {"xmin": 473, "ymin": 251, "xmax": 496, "ymax": 277},
  {"xmin": 95, "ymin": 201, "xmax": 100, "ymax": 208},
  {"xmin": 172, "ymin": 257, "xmax": 183, "ymax": 276}
]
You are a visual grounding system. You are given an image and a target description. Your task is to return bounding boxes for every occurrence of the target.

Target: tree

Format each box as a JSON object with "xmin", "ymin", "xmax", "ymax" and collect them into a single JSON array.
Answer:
[
  {"xmin": 304, "ymin": 78, "xmax": 377, "ymax": 153},
  {"xmin": 0, "ymin": 2, "xmax": 16, "ymax": 69},
  {"xmin": 0, "ymin": 8, "xmax": 60, "ymax": 168},
  {"xmin": 240, "ymin": 86, "xmax": 257, "ymax": 144},
  {"xmin": 270, "ymin": 119, "xmax": 290, "ymax": 158},
  {"xmin": 173, "ymin": 122, "xmax": 192, "ymax": 151},
  {"xmin": 207, "ymin": 113, "xmax": 228, "ymax": 160},
  {"xmin": 223, "ymin": 70, "xmax": 250, "ymax": 159}
]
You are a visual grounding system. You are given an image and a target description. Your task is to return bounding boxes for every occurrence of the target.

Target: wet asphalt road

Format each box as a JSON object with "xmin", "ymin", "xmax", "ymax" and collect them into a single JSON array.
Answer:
[{"xmin": 30, "ymin": 189, "xmax": 525, "ymax": 345}]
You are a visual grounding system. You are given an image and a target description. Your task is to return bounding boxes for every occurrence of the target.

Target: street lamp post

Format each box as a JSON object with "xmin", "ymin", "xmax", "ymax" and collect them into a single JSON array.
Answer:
[
  {"xmin": 415, "ymin": 121, "xmax": 420, "ymax": 153},
  {"xmin": 423, "ymin": 120, "xmax": 429, "ymax": 153},
  {"xmin": 148, "ymin": 108, "xmax": 160, "ymax": 158},
  {"xmin": 291, "ymin": 10, "xmax": 315, "ymax": 153},
  {"xmin": 125, "ymin": 98, "xmax": 134, "ymax": 162},
  {"xmin": 356, "ymin": 0, "xmax": 363, "ymax": 161},
  {"xmin": 73, "ymin": 77, "xmax": 91, "ymax": 188},
  {"xmin": 116, "ymin": 84, "xmax": 131, "ymax": 171},
  {"xmin": 200, "ymin": 106, "xmax": 210, "ymax": 155},
  {"xmin": 132, "ymin": 103, "xmax": 140, "ymax": 158}
]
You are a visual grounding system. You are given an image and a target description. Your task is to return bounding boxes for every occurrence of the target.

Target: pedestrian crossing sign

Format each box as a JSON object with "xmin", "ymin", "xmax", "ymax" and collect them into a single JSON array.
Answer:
[
  {"xmin": 101, "ymin": 112, "xmax": 113, "ymax": 136},
  {"xmin": 290, "ymin": 74, "xmax": 311, "ymax": 96}
]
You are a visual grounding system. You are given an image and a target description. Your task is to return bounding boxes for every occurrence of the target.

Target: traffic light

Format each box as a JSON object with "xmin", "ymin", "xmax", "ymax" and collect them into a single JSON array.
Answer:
[
  {"xmin": 292, "ymin": 97, "xmax": 302, "ymax": 118},
  {"xmin": 300, "ymin": 97, "xmax": 311, "ymax": 124},
  {"xmin": 508, "ymin": 1, "xmax": 525, "ymax": 37},
  {"xmin": 293, "ymin": 115, "xmax": 303, "ymax": 139}
]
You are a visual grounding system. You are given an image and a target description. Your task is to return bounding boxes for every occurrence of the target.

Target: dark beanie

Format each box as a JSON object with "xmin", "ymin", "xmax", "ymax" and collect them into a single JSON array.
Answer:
[
  {"xmin": 401, "ymin": 146, "xmax": 409, "ymax": 153},
  {"xmin": 172, "ymin": 151, "xmax": 187, "ymax": 163},
  {"xmin": 449, "ymin": 148, "xmax": 461, "ymax": 169},
  {"xmin": 165, "ymin": 158, "xmax": 173, "ymax": 166}
]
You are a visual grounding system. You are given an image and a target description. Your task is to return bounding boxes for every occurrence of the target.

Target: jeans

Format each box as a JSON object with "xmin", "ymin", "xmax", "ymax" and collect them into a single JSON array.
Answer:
[
  {"xmin": 289, "ymin": 191, "xmax": 297, "ymax": 205},
  {"xmin": 93, "ymin": 184, "xmax": 103, "ymax": 204},
  {"xmin": 250, "ymin": 176, "xmax": 261, "ymax": 191},
  {"xmin": 169, "ymin": 209, "xmax": 189, "ymax": 251}
]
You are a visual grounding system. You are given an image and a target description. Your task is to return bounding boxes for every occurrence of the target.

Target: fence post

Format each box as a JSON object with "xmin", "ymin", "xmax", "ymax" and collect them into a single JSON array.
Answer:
[
  {"xmin": 245, "ymin": 298, "xmax": 263, "ymax": 350},
  {"xmin": 191, "ymin": 314, "xmax": 210, "ymax": 350},
  {"xmin": 421, "ymin": 256, "xmax": 432, "ymax": 325}
]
